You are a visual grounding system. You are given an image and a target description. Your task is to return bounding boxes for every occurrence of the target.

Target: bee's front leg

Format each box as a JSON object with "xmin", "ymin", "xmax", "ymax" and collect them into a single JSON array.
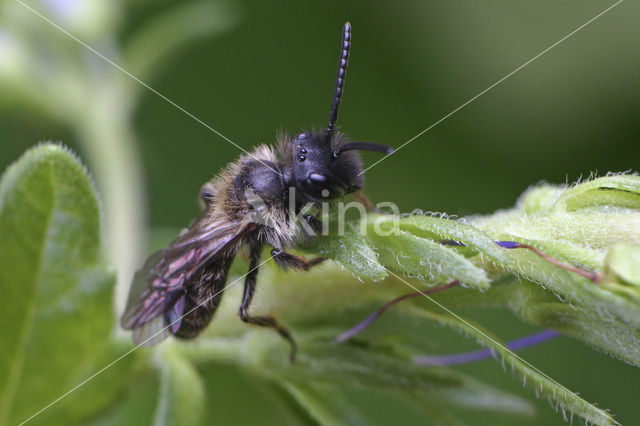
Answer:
[
  {"xmin": 271, "ymin": 248, "xmax": 324, "ymax": 271},
  {"xmin": 303, "ymin": 214, "xmax": 323, "ymax": 233},
  {"xmin": 353, "ymin": 192, "xmax": 378, "ymax": 212},
  {"xmin": 240, "ymin": 242, "xmax": 297, "ymax": 362}
]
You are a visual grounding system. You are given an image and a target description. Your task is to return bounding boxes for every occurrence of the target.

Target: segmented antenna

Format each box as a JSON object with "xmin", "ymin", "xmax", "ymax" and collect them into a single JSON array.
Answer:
[{"xmin": 325, "ymin": 22, "xmax": 351, "ymax": 143}]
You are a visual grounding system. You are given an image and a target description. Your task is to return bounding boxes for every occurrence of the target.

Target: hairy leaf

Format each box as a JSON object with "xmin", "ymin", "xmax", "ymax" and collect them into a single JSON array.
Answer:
[{"xmin": 0, "ymin": 144, "xmax": 124, "ymax": 425}]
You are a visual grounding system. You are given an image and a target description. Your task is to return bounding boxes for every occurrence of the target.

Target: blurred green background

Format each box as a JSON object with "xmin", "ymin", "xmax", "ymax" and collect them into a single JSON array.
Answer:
[{"xmin": 1, "ymin": 0, "xmax": 639, "ymax": 424}]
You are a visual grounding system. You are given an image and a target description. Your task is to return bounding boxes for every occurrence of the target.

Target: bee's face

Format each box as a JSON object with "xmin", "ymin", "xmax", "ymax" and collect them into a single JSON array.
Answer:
[{"xmin": 289, "ymin": 132, "xmax": 364, "ymax": 202}]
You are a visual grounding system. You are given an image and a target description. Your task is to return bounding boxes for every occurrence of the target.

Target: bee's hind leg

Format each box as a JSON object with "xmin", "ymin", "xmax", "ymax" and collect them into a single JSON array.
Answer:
[
  {"xmin": 271, "ymin": 248, "xmax": 324, "ymax": 271},
  {"xmin": 239, "ymin": 243, "xmax": 297, "ymax": 362}
]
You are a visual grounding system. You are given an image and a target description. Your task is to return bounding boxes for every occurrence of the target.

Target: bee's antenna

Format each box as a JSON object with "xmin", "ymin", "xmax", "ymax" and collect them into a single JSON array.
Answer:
[
  {"xmin": 334, "ymin": 142, "xmax": 394, "ymax": 157},
  {"xmin": 325, "ymin": 22, "xmax": 351, "ymax": 143}
]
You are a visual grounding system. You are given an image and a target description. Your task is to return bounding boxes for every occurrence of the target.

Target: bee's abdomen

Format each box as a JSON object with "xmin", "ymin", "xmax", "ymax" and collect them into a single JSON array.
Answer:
[{"xmin": 172, "ymin": 255, "xmax": 234, "ymax": 339}]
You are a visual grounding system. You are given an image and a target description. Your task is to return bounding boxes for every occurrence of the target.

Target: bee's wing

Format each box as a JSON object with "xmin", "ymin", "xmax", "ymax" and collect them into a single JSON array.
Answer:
[
  {"xmin": 120, "ymin": 214, "xmax": 256, "ymax": 345},
  {"xmin": 119, "ymin": 249, "xmax": 167, "ymax": 334}
]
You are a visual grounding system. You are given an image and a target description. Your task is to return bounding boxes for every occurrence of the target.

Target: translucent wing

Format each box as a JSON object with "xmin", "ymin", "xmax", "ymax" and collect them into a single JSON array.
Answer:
[{"xmin": 120, "ymin": 212, "xmax": 256, "ymax": 345}]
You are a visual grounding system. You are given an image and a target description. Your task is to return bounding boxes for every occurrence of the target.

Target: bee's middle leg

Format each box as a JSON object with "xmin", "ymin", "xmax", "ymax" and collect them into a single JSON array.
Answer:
[{"xmin": 239, "ymin": 243, "xmax": 297, "ymax": 362}]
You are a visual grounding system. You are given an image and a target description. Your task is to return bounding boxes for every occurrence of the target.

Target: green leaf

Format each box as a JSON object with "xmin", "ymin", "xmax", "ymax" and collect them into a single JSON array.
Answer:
[
  {"xmin": 0, "ymin": 144, "xmax": 123, "ymax": 425},
  {"xmin": 281, "ymin": 382, "xmax": 369, "ymax": 426},
  {"xmin": 153, "ymin": 344, "xmax": 205, "ymax": 426},
  {"xmin": 444, "ymin": 278, "xmax": 640, "ymax": 367},
  {"xmin": 83, "ymin": 373, "xmax": 160, "ymax": 426},
  {"xmin": 395, "ymin": 214, "xmax": 514, "ymax": 267},
  {"xmin": 604, "ymin": 243, "xmax": 640, "ymax": 290},
  {"xmin": 368, "ymin": 229, "xmax": 490, "ymax": 289},
  {"xmin": 187, "ymin": 329, "xmax": 535, "ymax": 423},
  {"xmin": 500, "ymin": 238, "xmax": 640, "ymax": 329},
  {"xmin": 305, "ymin": 222, "xmax": 387, "ymax": 281},
  {"xmin": 517, "ymin": 185, "xmax": 560, "ymax": 214},
  {"xmin": 283, "ymin": 377, "xmax": 533, "ymax": 426},
  {"xmin": 400, "ymin": 302, "xmax": 616, "ymax": 425},
  {"xmin": 555, "ymin": 175, "xmax": 640, "ymax": 212}
]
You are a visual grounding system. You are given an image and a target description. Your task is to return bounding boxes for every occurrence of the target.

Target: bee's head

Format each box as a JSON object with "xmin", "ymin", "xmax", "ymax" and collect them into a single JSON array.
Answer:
[
  {"xmin": 289, "ymin": 132, "xmax": 367, "ymax": 201},
  {"xmin": 288, "ymin": 22, "xmax": 393, "ymax": 203}
]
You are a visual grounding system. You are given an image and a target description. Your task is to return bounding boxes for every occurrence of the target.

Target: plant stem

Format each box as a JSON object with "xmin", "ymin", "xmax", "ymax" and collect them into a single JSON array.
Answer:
[{"xmin": 77, "ymin": 80, "xmax": 146, "ymax": 327}]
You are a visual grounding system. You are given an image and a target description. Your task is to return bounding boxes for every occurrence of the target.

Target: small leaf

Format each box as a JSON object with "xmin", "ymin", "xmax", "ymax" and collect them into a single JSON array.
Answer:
[
  {"xmin": 305, "ymin": 222, "xmax": 387, "ymax": 281},
  {"xmin": 555, "ymin": 175, "xmax": 640, "ymax": 212},
  {"xmin": 394, "ymin": 214, "xmax": 514, "ymax": 267},
  {"xmin": 517, "ymin": 185, "xmax": 560, "ymax": 214},
  {"xmin": 368, "ymin": 229, "xmax": 490, "ymax": 290},
  {"xmin": 604, "ymin": 243, "xmax": 640, "ymax": 289}
]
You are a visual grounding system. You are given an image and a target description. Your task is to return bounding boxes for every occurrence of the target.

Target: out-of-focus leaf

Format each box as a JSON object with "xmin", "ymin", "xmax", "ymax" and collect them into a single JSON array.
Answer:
[
  {"xmin": 196, "ymin": 360, "xmax": 314, "ymax": 426},
  {"xmin": 83, "ymin": 373, "xmax": 159, "ymax": 426},
  {"xmin": 284, "ymin": 372, "xmax": 533, "ymax": 426},
  {"xmin": 0, "ymin": 144, "xmax": 124, "ymax": 425},
  {"xmin": 189, "ymin": 330, "xmax": 534, "ymax": 423},
  {"xmin": 425, "ymin": 376, "xmax": 535, "ymax": 417},
  {"xmin": 123, "ymin": 1, "xmax": 238, "ymax": 84},
  {"xmin": 282, "ymin": 382, "xmax": 368, "ymax": 426},
  {"xmin": 153, "ymin": 344, "xmax": 205, "ymax": 426}
]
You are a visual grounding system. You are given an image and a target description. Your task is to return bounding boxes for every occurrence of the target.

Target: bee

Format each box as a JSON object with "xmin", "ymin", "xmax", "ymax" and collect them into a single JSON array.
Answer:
[{"xmin": 120, "ymin": 22, "xmax": 393, "ymax": 361}]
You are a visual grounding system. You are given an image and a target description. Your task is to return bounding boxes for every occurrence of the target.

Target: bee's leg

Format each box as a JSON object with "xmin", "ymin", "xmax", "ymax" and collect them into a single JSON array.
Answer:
[
  {"xmin": 303, "ymin": 214, "xmax": 323, "ymax": 233},
  {"xmin": 240, "ymin": 243, "xmax": 297, "ymax": 362},
  {"xmin": 353, "ymin": 192, "xmax": 379, "ymax": 212},
  {"xmin": 271, "ymin": 248, "xmax": 324, "ymax": 271}
]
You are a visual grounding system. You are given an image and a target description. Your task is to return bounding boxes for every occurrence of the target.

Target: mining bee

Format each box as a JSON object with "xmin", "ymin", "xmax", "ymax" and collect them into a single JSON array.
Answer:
[{"xmin": 120, "ymin": 22, "xmax": 393, "ymax": 361}]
